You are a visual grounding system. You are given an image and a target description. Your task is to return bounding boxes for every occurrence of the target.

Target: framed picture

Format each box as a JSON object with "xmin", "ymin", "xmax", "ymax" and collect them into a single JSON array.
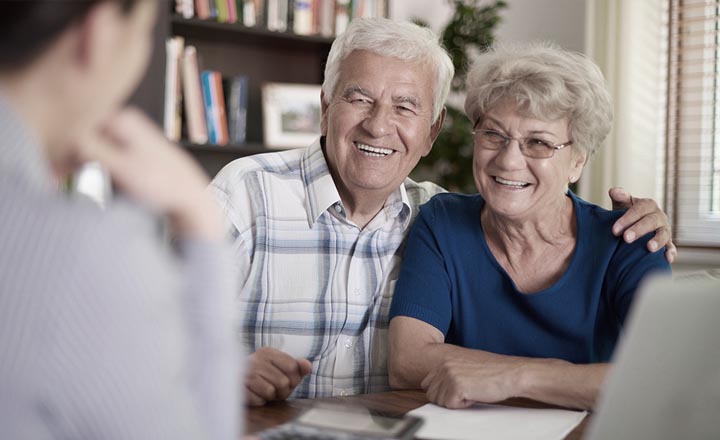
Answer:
[{"xmin": 262, "ymin": 82, "xmax": 322, "ymax": 149}]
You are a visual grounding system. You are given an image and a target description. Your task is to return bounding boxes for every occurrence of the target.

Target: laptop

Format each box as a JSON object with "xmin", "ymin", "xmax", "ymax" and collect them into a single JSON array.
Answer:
[{"xmin": 586, "ymin": 274, "xmax": 720, "ymax": 439}]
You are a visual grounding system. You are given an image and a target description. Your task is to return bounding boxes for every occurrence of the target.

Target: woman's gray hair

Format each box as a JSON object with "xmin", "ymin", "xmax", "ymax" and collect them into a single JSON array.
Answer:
[
  {"xmin": 322, "ymin": 17, "xmax": 454, "ymax": 123},
  {"xmin": 464, "ymin": 42, "xmax": 612, "ymax": 158}
]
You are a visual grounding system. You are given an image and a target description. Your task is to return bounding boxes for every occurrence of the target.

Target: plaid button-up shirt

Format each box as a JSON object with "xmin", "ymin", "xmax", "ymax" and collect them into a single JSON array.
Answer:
[{"xmin": 209, "ymin": 138, "xmax": 444, "ymax": 398}]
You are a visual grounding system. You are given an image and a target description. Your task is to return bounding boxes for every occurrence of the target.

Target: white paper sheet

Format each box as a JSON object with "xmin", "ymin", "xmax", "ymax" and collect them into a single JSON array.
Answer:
[{"xmin": 408, "ymin": 403, "xmax": 587, "ymax": 440}]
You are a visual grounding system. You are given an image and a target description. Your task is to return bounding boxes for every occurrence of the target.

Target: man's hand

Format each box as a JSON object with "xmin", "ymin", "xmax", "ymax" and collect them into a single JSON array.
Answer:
[
  {"xmin": 77, "ymin": 107, "xmax": 223, "ymax": 241},
  {"xmin": 245, "ymin": 347, "xmax": 313, "ymax": 406},
  {"xmin": 609, "ymin": 187, "xmax": 677, "ymax": 263}
]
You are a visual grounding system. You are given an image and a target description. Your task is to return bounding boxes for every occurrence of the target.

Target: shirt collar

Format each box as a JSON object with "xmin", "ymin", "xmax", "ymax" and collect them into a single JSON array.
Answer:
[
  {"xmin": 0, "ymin": 93, "xmax": 55, "ymax": 194},
  {"xmin": 300, "ymin": 137, "xmax": 412, "ymax": 228},
  {"xmin": 301, "ymin": 137, "xmax": 343, "ymax": 226}
]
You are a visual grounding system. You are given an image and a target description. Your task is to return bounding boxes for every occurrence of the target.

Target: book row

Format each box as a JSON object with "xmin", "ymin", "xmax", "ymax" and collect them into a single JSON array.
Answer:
[
  {"xmin": 164, "ymin": 37, "xmax": 248, "ymax": 146},
  {"xmin": 175, "ymin": 0, "xmax": 388, "ymax": 37}
]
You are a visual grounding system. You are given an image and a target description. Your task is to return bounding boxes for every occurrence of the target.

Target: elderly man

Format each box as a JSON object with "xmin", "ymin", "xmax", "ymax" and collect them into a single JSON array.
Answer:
[{"xmin": 210, "ymin": 18, "xmax": 674, "ymax": 406}]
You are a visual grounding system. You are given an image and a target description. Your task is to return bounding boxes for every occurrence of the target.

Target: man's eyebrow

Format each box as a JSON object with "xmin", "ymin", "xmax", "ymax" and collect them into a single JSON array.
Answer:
[
  {"xmin": 341, "ymin": 85, "xmax": 372, "ymax": 99},
  {"xmin": 393, "ymin": 95, "xmax": 420, "ymax": 107}
]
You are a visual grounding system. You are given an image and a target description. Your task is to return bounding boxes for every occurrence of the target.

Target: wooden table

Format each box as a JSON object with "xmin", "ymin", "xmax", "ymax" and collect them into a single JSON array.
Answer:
[{"xmin": 246, "ymin": 390, "xmax": 590, "ymax": 439}]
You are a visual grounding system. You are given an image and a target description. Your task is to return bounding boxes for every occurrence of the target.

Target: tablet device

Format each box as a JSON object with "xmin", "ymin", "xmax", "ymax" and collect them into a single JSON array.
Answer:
[{"xmin": 258, "ymin": 402, "xmax": 423, "ymax": 440}]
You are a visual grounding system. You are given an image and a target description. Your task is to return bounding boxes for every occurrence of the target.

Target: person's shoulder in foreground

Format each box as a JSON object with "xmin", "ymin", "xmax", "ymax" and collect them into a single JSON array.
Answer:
[
  {"xmin": 0, "ymin": 184, "xmax": 221, "ymax": 439},
  {"xmin": 0, "ymin": 0, "xmax": 240, "ymax": 438}
]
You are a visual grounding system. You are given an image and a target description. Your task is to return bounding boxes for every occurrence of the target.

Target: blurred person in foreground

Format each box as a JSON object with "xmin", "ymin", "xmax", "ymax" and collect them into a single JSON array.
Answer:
[
  {"xmin": 0, "ymin": 1, "xmax": 240, "ymax": 439},
  {"xmin": 210, "ymin": 18, "xmax": 675, "ymax": 406},
  {"xmin": 388, "ymin": 42, "xmax": 671, "ymax": 410}
]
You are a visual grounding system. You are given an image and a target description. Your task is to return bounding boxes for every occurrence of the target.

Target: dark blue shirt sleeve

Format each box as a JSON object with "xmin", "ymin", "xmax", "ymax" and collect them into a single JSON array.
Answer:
[
  {"xmin": 389, "ymin": 202, "xmax": 453, "ymax": 335},
  {"xmin": 606, "ymin": 233, "xmax": 672, "ymax": 326}
]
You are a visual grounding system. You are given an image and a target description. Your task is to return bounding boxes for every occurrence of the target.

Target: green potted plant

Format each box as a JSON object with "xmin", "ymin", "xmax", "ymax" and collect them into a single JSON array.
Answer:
[{"xmin": 411, "ymin": 0, "xmax": 507, "ymax": 193}]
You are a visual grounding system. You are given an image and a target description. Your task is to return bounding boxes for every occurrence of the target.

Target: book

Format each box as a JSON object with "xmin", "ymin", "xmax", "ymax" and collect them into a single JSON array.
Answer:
[
  {"xmin": 243, "ymin": 0, "xmax": 256, "ymax": 26},
  {"xmin": 319, "ymin": 0, "xmax": 335, "ymax": 37},
  {"xmin": 311, "ymin": 0, "xmax": 321, "ymax": 35},
  {"xmin": 335, "ymin": 0, "xmax": 350, "ymax": 35},
  {"xmin": 215, "ymin": 0, "xmax": 230, "ymax": 22},
  {"xmin": 267, "ymin": 0, "xmax": 289, "ymax": 32},
  {"xmin": 225, "ymin": 76, "xmax": 249, "ymax": 145},
  {"xmin": 208, "ymin": 0, "xmax": 218, "ymax": 18},
  {"xmin": 195, "ymin": 0, "xmax": 211, "ymax": 19},
  {"xmin": 181, "ymin": 46, "xmax": 208, "ymax": 144},
  {"xmin": 201, "ymin": 71, "xmax": 217, "ymax": 144},
  {"xmin": 212, "ymin": 73, "xmax": 229, "ymax": 145},
  {"xmin": 293, "ymin": 0, "xmax": 313, "ymax": 35},
  {"xmin": 201, "ymin": 71, "xmax": 229, "ymax": 145},
  {"xmin": 164, "ymin": 36, "xmax": 184, "ymax": 142},
  {"xmin": 227, "ymin": 0, "xmax": 238, "ymax": 22},
  {"xmin": 243, "ymin": 0, "xmax": 264, "ymax": 27}
]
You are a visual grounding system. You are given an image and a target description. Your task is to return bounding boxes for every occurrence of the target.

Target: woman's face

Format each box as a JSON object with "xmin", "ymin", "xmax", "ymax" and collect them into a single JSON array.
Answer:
[{"xmin": 472, "ymin": 99, "xmax": 587, "ymax": 221}]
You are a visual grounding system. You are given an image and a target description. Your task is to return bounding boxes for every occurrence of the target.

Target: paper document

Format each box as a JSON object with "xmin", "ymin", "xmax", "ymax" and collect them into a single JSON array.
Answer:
[{"xmin": 408, "ymin": 403, "xmax": 586, "ymax": 440}]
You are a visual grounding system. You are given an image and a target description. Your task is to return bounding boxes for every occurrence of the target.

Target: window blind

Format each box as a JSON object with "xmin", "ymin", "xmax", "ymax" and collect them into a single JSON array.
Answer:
[{"xmin": 666, "ymin": 0, "xmax": 720, "ymax": 246}]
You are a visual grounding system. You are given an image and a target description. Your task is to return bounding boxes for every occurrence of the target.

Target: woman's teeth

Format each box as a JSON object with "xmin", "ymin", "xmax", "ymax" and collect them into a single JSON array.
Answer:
[{"xmin": 495, "ymin": 176, "xmax": 529, "ymax": 187}]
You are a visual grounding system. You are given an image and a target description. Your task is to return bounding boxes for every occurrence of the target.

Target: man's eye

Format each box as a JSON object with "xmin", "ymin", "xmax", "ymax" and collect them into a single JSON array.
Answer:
[
  {"xmin": 351, "ymin": 98, "xmax": 371, "ymax": 105},
  {"xmin": 396, "ymin": 105, "xmax": 415, "ymax": 114}
]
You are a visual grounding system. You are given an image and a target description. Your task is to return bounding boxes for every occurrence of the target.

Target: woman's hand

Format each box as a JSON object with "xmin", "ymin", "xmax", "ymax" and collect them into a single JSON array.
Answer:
[{"xmin": 420, "ymin": 358, "xmax": 523, "ymax": 409}]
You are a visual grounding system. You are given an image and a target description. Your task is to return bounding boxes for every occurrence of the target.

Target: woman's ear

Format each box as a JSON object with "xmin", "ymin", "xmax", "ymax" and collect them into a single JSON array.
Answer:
[{"xmin": 569, "ymin": 148, "xmax": 588, "ymax": 182}]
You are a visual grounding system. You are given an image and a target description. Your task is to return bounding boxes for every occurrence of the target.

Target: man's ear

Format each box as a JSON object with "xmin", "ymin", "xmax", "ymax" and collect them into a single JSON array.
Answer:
[
  {"xmin": 423, "ymin": 106, "xmax": 447, "ymax": 157},
  {"xmin": 74, "ymin": 1, "xmax": 121, "ymax": 70},
  {"xmin": 320, "ymin": 89, "xmax": 329, "ymax": 135}
]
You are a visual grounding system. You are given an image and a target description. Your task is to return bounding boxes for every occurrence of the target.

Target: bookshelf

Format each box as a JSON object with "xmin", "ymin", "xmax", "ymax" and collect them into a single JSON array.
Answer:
[
  {"xmin": 171, "ymin": 15, "xmax": 333, "ymax": 176},
  {"xmin": 137, "ymin": 2, "xmax": 390, "ymax": 177},
  {"xmin": 136, "ymin": 4, "xmax": 334, "ymax": 177}
]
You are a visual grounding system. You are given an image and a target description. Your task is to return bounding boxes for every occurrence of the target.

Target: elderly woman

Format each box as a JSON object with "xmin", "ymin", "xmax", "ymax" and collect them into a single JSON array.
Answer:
[{"xmin": 387, "ymin": 43, "xmax": 671, "ymax": 410}]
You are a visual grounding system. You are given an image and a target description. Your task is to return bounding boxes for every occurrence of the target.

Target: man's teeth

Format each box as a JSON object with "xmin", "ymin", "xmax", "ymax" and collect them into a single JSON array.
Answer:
[
  {"xmin": 356, "ymin": 142, "xmax": 393, "ymax": 157},
  {"xmin": 495, "ymin": 176, "xmax": 529, "ymax": 187}
]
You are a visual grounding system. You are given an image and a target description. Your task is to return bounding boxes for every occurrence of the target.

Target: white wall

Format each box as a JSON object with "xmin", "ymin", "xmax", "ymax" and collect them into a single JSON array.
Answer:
[{"xmin": 391, "ymin": 0, "xmax": 586, "ymax": 52}]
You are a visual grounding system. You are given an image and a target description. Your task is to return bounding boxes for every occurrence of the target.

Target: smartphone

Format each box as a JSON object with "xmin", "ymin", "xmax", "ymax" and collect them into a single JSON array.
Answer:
[{"xmin": 258, "ymin": 403, "xmax": 423, "ymax": 440}]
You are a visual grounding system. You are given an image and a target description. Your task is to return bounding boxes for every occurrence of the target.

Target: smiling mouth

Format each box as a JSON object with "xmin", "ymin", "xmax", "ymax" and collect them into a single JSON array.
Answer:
[
  {"xmin": 354, "ymin": 142, "xmax": 395, "ymax": 157},
  {"xmin": 494, "ymin": 176, "xmax": 530, "ymax": 188}
]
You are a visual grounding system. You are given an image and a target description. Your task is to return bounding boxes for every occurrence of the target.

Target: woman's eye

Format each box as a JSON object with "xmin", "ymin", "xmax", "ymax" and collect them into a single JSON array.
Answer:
[
  {"xmin": 528, "ymin": 138, "xmax": 551, "ymax": 148},
  {"xmin": 485, "ymin": 131, "xmax": 506, "ymax": 142}
]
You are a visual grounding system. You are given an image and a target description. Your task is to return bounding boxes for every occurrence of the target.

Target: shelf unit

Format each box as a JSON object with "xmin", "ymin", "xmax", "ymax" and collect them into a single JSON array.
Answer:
[{"xmin": 137, "ymin": 5, "xmax": 334, "ymax": 177}]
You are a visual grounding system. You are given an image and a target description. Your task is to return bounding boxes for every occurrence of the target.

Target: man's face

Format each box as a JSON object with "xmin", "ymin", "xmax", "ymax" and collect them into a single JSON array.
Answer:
[
  {"xmin": 321, "ymin": 50, "xmax": 443, "ymax": 204},
  {"xmin": 97, "ymin": 0, "xmax": 157, "ymax": 116}
]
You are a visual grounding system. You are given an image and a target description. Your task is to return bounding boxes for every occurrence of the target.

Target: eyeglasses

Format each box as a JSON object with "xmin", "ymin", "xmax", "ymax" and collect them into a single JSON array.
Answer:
[{"xmin": 471, "ymin": 128, "xmax": 573, "ymax": 159}]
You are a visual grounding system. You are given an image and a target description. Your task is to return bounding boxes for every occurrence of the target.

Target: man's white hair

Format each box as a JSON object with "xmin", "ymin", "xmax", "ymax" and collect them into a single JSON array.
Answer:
[{"xmin": 322, "ymin": 17, "xmax": 454, "ymax": 123}]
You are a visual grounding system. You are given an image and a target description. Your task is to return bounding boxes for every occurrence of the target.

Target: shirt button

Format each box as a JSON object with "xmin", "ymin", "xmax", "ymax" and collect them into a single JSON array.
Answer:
[
  {"xmin": 334, "ymin": 204, "xmax": 342, "ymax": 213},
  {"xmin": 344, "ymin": 338, "xmax": 353, "ymax": 349}
]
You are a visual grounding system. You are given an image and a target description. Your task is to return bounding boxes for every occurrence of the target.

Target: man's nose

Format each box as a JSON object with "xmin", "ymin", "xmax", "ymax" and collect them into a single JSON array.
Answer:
[{"xmin": 361, "ymin": 104, "xmax": 393, "ymax": 137}]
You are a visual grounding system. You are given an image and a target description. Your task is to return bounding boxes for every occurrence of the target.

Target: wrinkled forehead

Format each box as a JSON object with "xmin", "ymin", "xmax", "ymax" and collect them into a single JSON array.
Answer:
[
  {"xmin": 337, "ymin": 51, "xmax": 436, "ymax": 95},
  {"xmin": 479, "ymin": 95, "xmax": 569, "ymax": 126}
]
